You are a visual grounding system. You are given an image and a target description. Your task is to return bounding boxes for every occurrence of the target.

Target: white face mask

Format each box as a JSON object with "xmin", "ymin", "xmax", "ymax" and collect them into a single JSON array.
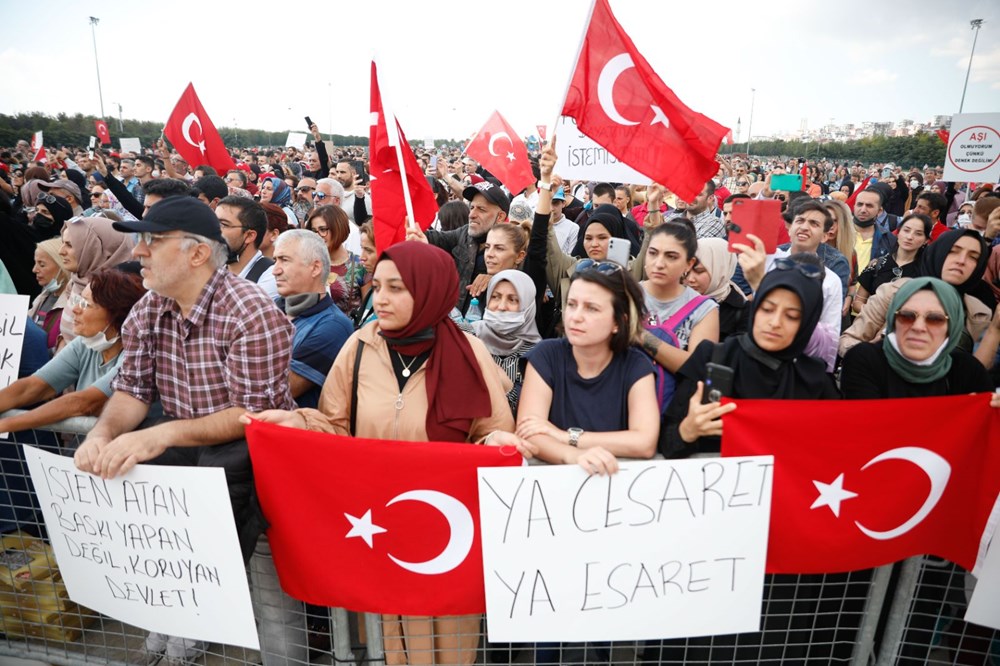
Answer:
[
  {"xmin": 79, "ymin": 325, "xmax": 119, "ymax": 352},
  {"xmin": 42, "ymin": 277, "xmax": 63, "ymax": 293},
  {"xmin": 957, "ymin": 213, "xmax": 972, "ymax": 227},
  {"xmin": 483, "ymin": 308, "xmax": 527, "ymax": 335},
  {"xmin": 909, "ymin": 179, "xmax": 920, "ymax": 189}
]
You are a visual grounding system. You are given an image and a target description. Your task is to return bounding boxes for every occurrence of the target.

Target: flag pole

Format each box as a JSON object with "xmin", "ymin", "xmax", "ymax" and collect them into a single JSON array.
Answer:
[
  {"xmin": 375, "ymin": 58, "xmax": 417, "ymax": 231},
  {"xmin": 552, "ymin": 0, "xmax": 598, "ymax": 140}
]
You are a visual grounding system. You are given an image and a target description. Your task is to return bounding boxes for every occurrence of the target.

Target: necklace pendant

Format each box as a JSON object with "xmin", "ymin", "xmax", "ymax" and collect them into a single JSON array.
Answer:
[{"xmin": 402, "ymin": 368, "xmax": 411, "ymax": 378}]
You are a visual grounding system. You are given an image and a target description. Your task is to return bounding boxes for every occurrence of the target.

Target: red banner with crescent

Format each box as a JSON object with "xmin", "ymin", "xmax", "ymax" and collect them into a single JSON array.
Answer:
[
  {"xmin": 721, "ymin": 394, "xmax": 1000, "ymax": 573},
  {"xmin": 465, "ymin": 111, "xmax": 535, "ymax": 196},
  {"xmin": 246, "ymin": 419, "xmax": 523, "ymax": 614},
  {"xmin": 163, "ymin": 82, "xmax": 235, "ymax": 176}
]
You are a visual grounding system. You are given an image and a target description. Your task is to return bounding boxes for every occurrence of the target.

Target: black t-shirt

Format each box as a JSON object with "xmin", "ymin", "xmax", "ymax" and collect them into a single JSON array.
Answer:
[{"xmin": 527, "ymin": 338, "xmax": 654, "ymax": 432}]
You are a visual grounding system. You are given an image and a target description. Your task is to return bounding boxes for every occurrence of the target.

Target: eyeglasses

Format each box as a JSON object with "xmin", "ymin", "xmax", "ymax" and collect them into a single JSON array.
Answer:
[
  {"xmin": 36, "ymin": 192, "xmax": 58, "ymax": 205},
  {"xmin": 737, "ymin": 181, "xmax": 749, "ymax": 186},
  {"xmin": 894, "ymin": 309, "xmax": 949, "ymax": 328},
  {"xmin": 219, "ymin": 221, "xmax": 247, "ymax": 232},
  {"xmin": 90, "ymin": 192, "xmax": 103, "ymax": 199},
  {"xmin": 575, "ymin": 258, "xmax": 624, "ymax": 275},
  {"xmin": 313, "ymin": 192, "xmax": 329, "ymax": 201},
  {"xmin": 138, "ymin": 232, "xmax": 200, "ymax": 247},
  {"xmin": 69, "ymin": 293, "xmax": 94, "ymax": 310},
  {"xmin": 312, "ymin": 226, "xmax": 330, "ymax": 236},
  {"xmin": 772, "ymin": 257, "xmax": 823, "ymax": 280},
  {"xmin": 296, "ymin": 186, "xmax": 314, "ymax": 192},
  {"xmin": 225, "ymin": 177, "xmax": 242, "ymax": 184}
]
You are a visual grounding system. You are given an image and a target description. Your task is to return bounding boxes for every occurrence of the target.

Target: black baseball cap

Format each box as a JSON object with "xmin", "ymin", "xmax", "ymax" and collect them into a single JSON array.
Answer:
[
  {"xmin": 462, "ymin": 180, "xmax": 510, "ymax": 214},
  {"xmin": 112, "ymin": 196, "xmax": 225, "ymax": 244}
]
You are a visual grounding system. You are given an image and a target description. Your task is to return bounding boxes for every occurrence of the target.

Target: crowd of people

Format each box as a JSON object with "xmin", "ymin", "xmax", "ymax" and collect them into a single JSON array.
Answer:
[{"xmin": 1, "ymin": 124, "xmax": 999, "ymax": 665}]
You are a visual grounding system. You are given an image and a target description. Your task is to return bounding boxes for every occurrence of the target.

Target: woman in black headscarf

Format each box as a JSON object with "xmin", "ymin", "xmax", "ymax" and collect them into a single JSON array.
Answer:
[
  {"xmin": 840, "ymin": 229, "xmax": 996, "ymax": 366},
  {"xmin": 663, "ymin": 255, "xmax": 838, "ymax": 458}
]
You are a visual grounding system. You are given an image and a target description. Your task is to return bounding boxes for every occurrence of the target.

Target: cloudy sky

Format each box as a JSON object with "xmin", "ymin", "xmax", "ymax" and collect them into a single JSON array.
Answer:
[{"xmin": 2, "ymin": 0, "xmax": 999, "ymax": 143}]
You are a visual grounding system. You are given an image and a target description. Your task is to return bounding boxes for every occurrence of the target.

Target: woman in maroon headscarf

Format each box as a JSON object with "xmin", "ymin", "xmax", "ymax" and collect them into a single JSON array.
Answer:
[{"xmin": 246, "ymin": 241, "xmax": 519, "ymax": 665}]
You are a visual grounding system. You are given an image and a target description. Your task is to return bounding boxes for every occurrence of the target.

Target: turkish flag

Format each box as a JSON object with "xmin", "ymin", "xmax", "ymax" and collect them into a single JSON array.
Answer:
[
  {"xmin": 560, "ymin": 0, "xmax": 729, "ymax": 202},
  {"xmin": 537, "ymin": 124, "xmax": 547, "ymax": 141},
  {"xmin": 465, "ymin": 111, "xmax": 535, "ymax": 196},
  {"xmin": 163, "ymin": 83, "xmax": 235, "ymax": 176},
  {"xmin": 369, "ymin": 61, "xmax": 439, "ymax": 255},
  {"xmin": 724, "ymin": 129, "xmax": 734, "ymax": 146},
  {"xmin": 94, "ymin": 120, "xmax": 111, "ymax": 145},
  {"xmin": 845, "ymin": 174, "xmax": 872, "ymax": 210},
  {"xmin": 721, "ymin": 394, "xmax": 1000, "ymax": 574},
  {"xmin": 936, "ymin": 129, "xmax": 950, "ymax": 144},
  {"xmin": 30, "ymin": 130, "xmax": 46, "ymax": 163},
  {"xmin": 246, "ymin": 419, "xmax": 523, "ymax": 615}
]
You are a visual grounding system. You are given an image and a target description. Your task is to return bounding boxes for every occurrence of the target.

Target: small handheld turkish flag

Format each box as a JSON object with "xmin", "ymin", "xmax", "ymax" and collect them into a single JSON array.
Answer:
[
  {"xmin": 247, "ymin": 419, "xmax": 523, "ymax": 615},
  {"xmin": 30, "ymin": 131, "xmax": 46, "ymax": 163},
  {"xmin": 561, "ymin": 0, "xmax": 729, "ymax": 202},
  {"xmin": 537, "ymin": 124, "xmax": 547, "ymax": 141},
  {"xmin": 466, "ymin": 111, "xmax": 535, "ymax": 196},
  {"xmin": 722, "ymin": 394, "xmax": 1000, "ymax": 574},
  {"xmin": 163, "ymin": 83, "xmax": 235, "ymax": 175},
  {"xmin": 95, "ymin": 120, "xmax": 111, "ymax": 145}
]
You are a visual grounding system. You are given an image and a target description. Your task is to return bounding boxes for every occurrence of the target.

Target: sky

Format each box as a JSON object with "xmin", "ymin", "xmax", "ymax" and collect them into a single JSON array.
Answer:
[{"xmin": 2, "ymin": 0, "xmax": 1000, "ymax": 144}]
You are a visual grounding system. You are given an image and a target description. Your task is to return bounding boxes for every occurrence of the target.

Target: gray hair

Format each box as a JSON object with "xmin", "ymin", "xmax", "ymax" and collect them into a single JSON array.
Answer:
[
  {"xmin": 317, "ymin": 178, "xmax": 345, "ymax": 198},
  {"xmin": 274, "ymin": 229, "xmax": 331, "ymax": 282},
  {"xmin": 180, "ymin": 234, "xmax": 229, "ymax": 269}
]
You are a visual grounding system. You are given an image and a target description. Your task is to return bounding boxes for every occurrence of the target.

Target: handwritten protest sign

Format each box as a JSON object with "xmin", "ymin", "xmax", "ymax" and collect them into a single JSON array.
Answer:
[
  {"xmin": 119, "ymin": 138, "xmax": 141, "ymax": 155},
  {"xmin": 478, "ymin": 457, "xmax": 773, "ymax": 642},
  {"xmin": 554, "ymin": 116, "xmax": 652, "ymax": 184},
  {"xmin": 0, "ymin": 294, "xmax": 29, "ymax": 439},
  {"xmin": 23, "ymin": 446, "xmax": 259, "ymax": 649}
]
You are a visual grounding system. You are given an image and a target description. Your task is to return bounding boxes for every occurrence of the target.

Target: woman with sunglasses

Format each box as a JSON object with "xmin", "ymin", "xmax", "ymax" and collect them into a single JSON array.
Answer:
[
  {"xmin": 0, "ymin": 268, "xmax": 146, "ymax": 434},
  {"xmin": 305, "ymin": 205, "xmax": 366, "ymax": 316},
  {"xmin": 841, "ymin": 229, "xmax": 999, "ymax": 368},
  {"xmin": 852, "ymin": 213, "xmax": 931, "ymax": 315}
]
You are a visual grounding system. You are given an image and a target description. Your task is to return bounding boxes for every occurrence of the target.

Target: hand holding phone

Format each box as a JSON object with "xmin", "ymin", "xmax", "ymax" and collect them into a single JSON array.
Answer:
[
  {"xmin": 702, "ymin": 362, "xmax": 735, "ymax": 404},
  {"xmin": 727, "ymin": 199, "xmax": 783, "ymax": 253}
]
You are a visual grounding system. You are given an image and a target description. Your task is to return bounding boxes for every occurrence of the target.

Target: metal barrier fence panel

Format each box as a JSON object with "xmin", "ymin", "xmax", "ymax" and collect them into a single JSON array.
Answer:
[{"xmin": 2, "ymin": 411, "xmax": 987, "ymax": 666}]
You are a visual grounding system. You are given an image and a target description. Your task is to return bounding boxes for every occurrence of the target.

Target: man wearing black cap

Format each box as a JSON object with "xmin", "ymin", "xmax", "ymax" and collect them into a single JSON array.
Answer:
[
  {"xmin": 72, "ymin": 196, "xmax": 302, "ymax": 664},
  {"xmin": 415, "ymin": 180, "xmax": 509, "ymax": 313}
]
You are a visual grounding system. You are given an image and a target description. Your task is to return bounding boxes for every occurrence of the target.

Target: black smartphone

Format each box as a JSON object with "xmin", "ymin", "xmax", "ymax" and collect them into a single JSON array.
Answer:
[
  {"xmin": 350, "ymin": 159, "xmax": 368, "ymax": 185},
  {"xmin": 305, "ymin": 116, "xmax": 313, "ymax": 130},
  {"xmin": 702, "ymin": 362, "xmax": 735, "ymax": 404}
]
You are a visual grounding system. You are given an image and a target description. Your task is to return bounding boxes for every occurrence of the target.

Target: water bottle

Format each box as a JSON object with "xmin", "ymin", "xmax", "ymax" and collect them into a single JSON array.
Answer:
[{"xmin": 465, "ymin": 297, "xmax": 482, "ymax": 323}]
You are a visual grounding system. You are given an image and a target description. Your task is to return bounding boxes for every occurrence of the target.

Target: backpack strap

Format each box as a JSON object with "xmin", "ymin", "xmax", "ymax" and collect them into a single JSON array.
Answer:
[
  {"xmin": 660, "ymin": 295, "xmax": 710, "ymax": 332},
  {"xmin": 350, "ymin": 340, "xmax": 365, "ymax": 436},
  {"xmin": 245, "ymin": 256, "xmax": 275, "ymax": 283}
]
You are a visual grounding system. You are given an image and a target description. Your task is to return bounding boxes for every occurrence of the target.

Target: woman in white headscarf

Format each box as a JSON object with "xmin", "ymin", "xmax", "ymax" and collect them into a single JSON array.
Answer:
[
  {"xmin": 685, "ymin": 238, "xmax": 748, "ymax": 342},
  {"xmin": 469, "ymin": 269, "xmax": 541, "ymax": 414}
]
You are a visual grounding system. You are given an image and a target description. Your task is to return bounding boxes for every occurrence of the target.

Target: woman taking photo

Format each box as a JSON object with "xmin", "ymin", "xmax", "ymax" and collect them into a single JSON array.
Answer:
[
  {"xmin": 685, "ymin": 237, "xmax": 748, "ymax": 342},
  {"xmin": 852, "ymin": 213, "xmax": 931, "ymax": 314},
  {"xmin": 28, "ymin": 238, "xmax": 70, "ymax": 354},
  {"xmin": 0, "ymin": 268, "xmax": 146, "ymax": 434},
  {"xmin": 305, "ymin": 204, "xmax": 366, "ymax": 316},
  {"xmin": 514, "ymin": 262, "xmax": 659, "ymax": 475},
  {"xmin": 245, "ymin": 242, "xmax": 515, "ymax": 666}
]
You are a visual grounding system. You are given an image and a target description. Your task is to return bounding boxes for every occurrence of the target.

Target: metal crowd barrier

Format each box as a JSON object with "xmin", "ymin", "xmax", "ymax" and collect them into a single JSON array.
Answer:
[{"xmin": 0, "ymin": 411, "xmax": 995, "ymax": 665}]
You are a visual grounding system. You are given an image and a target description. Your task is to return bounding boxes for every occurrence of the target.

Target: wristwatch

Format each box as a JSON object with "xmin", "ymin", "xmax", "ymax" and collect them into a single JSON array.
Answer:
[
  {"xmin": 537, "ymin": 180, "xmax": 555, "ymax": 192},
  {"xmin": 567, "ymin": 428, "xmax": 583, "ymax": 447}
]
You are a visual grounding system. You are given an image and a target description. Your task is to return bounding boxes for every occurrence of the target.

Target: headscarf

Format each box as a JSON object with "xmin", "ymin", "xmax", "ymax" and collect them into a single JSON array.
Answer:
[
  {"xmin": 20, "ymin": 179, "xmax": 47, "ymax": 207},
  {"xmin": 262, "ymin": 176, "xmax": 292, "ymax": 206},
  {"xmin": 377, "ymin": 242, "xmax": 493, "ymax": 442},
  {"xmin": 882, "ymin": 277, "xmax": 964, "ymax": 384},
  {"xmin": 917, "ymin": 228, "xmax": 994, "ymax": 311},
  {"xmin": 725, "ymin": 264, "xmax": 830, "ymax": 399},
  {"xmin": 471, "ymin": 270, "xmax": 541, "ymax": 356},
  {"xmin": 694, "ymin": 238, "xmax": 740, "ymax": 303},
  {"xmin": 572, "ymin": 204, "xmax": 628, "ymax": 257}
]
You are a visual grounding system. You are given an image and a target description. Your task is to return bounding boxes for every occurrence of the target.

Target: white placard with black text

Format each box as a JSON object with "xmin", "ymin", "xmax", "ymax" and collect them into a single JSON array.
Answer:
[
  {"xmin": 942, "ymin": 113, "xmax": 1000, "ymax": 184},
  {"xmin": 554, "ymin": 116, "xmax": 652, "ymax": 185}
]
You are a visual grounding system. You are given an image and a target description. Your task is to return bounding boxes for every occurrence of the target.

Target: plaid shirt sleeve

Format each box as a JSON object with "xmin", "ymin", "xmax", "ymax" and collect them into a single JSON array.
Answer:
[
  {"xmin": 224, "ymin": 302, "xmax": 295, "ymax": 412},
  {"xmin": 110, "ymin": 295, "xmax": 159, "ymax": 405}
]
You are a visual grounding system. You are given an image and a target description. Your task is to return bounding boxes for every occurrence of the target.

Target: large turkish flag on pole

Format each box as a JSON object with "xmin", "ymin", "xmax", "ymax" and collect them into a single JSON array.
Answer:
[
  {"xmin": 369, "ymin": 61, "xmax": 439, "ymax": 256},
  {"xmin": 560, "ymin": 0, "xmax": 729, "ymax": 203},
  {"xmin": 722, "ymin": 394, "xmax": 1000, "ymax": 574},
  {"xmin": 246, "ymin": 419, "xmax": 523, "ymax": 615},
  {"xmin": 465, "ymin": 111, "xmax": 535, "ymax": 196},
  {"xmin": 163, "ymin": 83, "xmax": 235, "ymax": 175}
]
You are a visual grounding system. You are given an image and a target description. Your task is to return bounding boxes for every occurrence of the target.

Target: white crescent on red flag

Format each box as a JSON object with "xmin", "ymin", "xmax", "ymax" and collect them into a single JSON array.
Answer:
[
  {"xmin": 246, "ymin": 419, "xmax": 523, "ymax": 615},
  {"xmin": 722, "ymin": 394, "xmax": 1000, "ymax": 574},
  {"xmin": 30, "ymin": 130, "xmax": 46, "ymax": 163},
  {"xmin": 561, "ymin": 0, "xmax": 728, "ymax": 201},
  {"xmin": 95, "ymin": 119, "xmax": 111, "ymax": 145},
  {"xmin": 465, "ymin": 111, "xmax": 535, "ymax": 196},
  {"xmin": 163, "ymin": 83, "xmax": 235, "ymax": 175}
]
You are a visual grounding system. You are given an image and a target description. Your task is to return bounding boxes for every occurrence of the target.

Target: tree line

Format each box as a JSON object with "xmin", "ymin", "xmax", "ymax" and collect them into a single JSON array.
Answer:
[{"xmin": 724, "ymin": 132, "xmax": 948, "ymax": 168}]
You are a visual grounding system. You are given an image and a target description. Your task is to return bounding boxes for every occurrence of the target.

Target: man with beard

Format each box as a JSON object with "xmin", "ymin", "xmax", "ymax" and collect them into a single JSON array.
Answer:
[
  {"xmin": 853, "ymin": 189, "xmax": 897, "ymax": 272},
  {"xmin": 414, "ymin": 180, "xmax": 509, "ymax": 313},
  {"xmin": 215, "ymin": 196, "xmax": 278, "ymax": 299},
  {"xmin": 333, "ymin": 160, "xmax": 372, "ymax": 224}
]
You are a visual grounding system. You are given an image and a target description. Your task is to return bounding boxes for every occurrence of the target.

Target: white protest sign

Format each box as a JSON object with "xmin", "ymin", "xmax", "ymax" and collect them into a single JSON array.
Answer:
[
  {"xmin": 943, "ymin": 113, "xmax": 1000, "ymax": 184},
  {"xmin": 478, "ymin": 457, "xmax": 773, "ymax": 642},
  {"xmin": 966, "ymin": 533, "xmax": 1000, "ymax": 630},
  {"xmin": 0, "ymin": 294, "xmax": 29, "ymax": 439},
  {"xmin": 24, "ymin": 446, "xmax": 259, "ymax": 650},
  {"xmin": 119, "ymin": 138, "xmax": 141, "ymax": 155},
  {"xmin": 424, "ymin": 136, "xmax": 435, "ymax": 150},
  {"xmin": 554, "ymin": 116, "xmax": 653, "ymax": 184},
  {"xmin": 285, "ymin": 132, "xmax": 307, "ymax": 149}
]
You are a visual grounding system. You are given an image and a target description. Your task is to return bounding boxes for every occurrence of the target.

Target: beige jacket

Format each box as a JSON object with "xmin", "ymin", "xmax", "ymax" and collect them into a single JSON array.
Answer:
[
  {"xmin": 299, "ymin": 321, "xmax": 514, "ymax": 441},
  {"xmin": 838, "ymin": 277, "xmax": 992, "ymax": 357}
]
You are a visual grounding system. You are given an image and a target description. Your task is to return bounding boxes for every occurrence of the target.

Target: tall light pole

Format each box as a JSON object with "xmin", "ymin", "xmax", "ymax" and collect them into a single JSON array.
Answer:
[
  {"xmin": 746, "ymin": 88, "xmax": 756, "ymax": 157},
  {"xmin": 89, "ymin": 17, "xmax": 105, "ymax": 118},
  {"xmin": 959, "ymin": 19, "xmax": 984, "ymax": 113},
  {"xmin": 114, "ymin": 103, "xmax": 123, "ymax": 132}
]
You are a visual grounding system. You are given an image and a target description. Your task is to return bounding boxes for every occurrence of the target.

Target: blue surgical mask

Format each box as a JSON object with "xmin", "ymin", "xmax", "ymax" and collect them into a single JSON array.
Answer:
[{"xmin": 42, "ymin": 277, "xmax": 63, "ymax": 293}]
